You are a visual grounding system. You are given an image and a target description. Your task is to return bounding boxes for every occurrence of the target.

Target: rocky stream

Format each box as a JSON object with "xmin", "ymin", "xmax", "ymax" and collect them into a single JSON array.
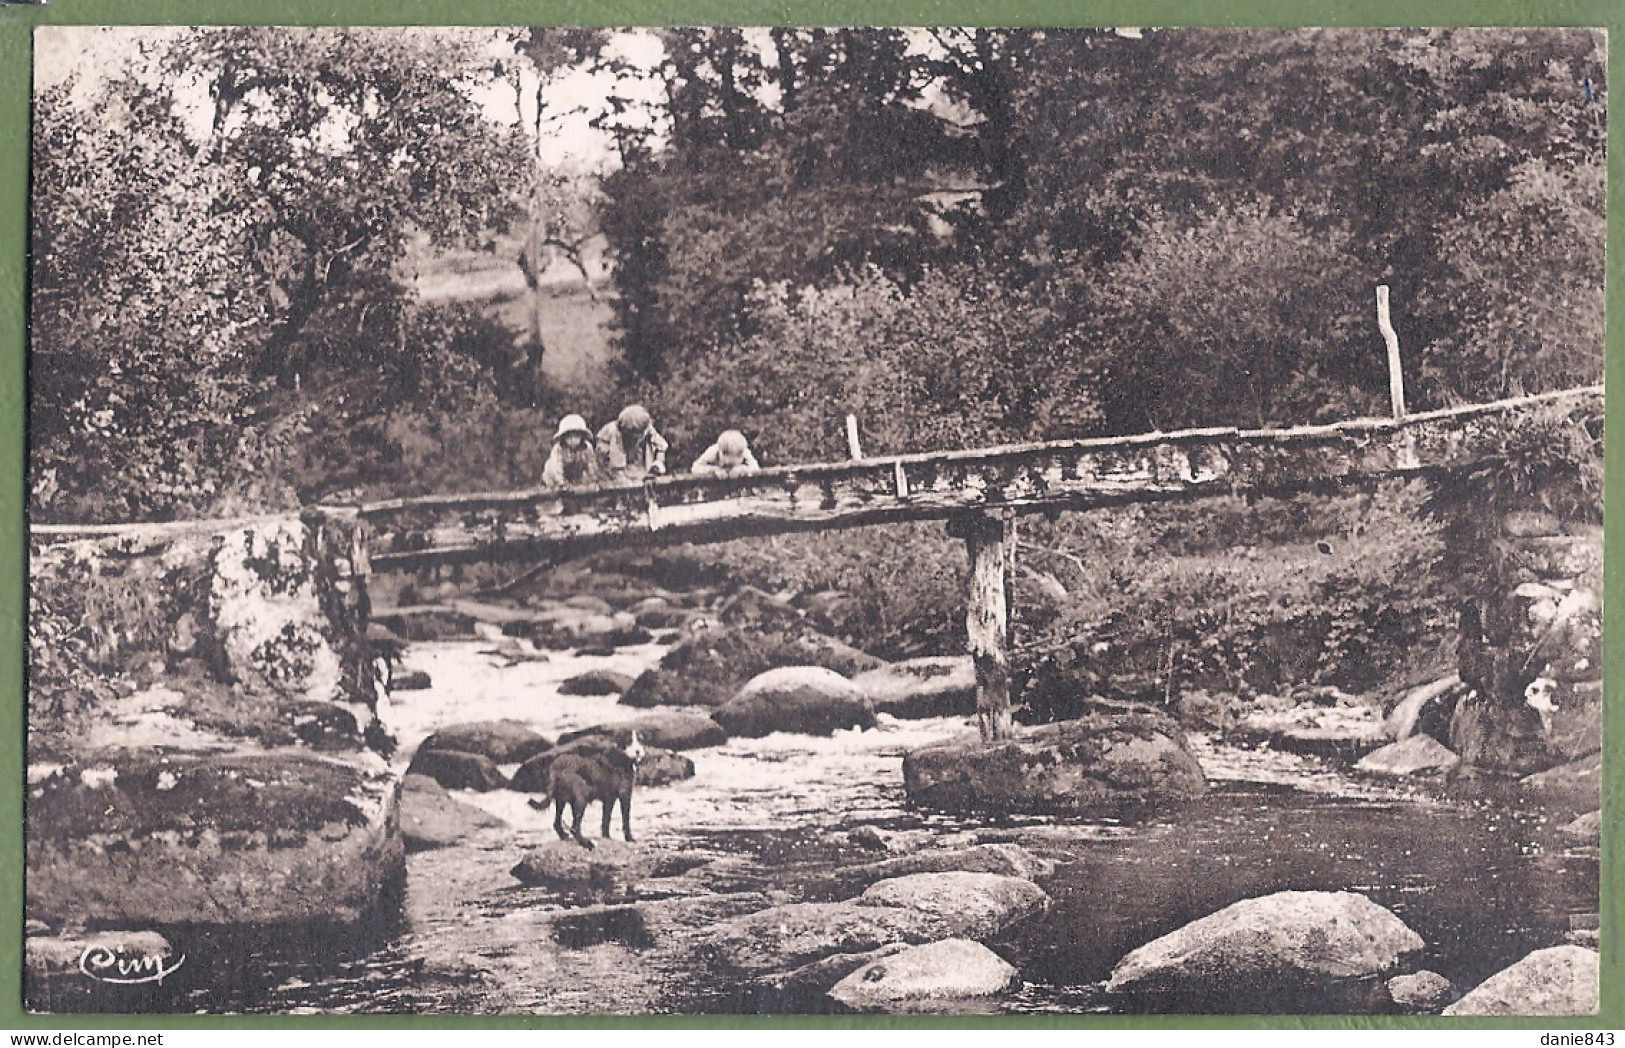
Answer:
[
  {"xmin": 69, "ymin": 617, "xmax": 1600, "ymax": 1016},
  {"xmin": 24, "ymin": 506, "xmax": 1603, "ymax": 1017}
]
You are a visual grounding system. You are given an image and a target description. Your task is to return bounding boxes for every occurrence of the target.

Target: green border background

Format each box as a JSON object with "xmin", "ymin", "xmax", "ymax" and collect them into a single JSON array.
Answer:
[{"xmin": 0, "ymin": 0, "xmax": 1617, "ymax": 1032}]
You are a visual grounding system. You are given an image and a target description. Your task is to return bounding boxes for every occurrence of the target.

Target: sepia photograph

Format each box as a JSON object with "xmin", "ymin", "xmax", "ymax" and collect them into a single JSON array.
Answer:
[{"xmin": 21, "ymin": 24, "xmax": 1606, "ymax": 1017}]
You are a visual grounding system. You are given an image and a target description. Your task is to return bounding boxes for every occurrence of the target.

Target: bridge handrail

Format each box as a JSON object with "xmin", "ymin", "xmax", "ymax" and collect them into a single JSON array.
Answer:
[
  {"xmin": 27, "ymin": 383, "xmax": 1601, "ymax": 541},
  {"xmin": 349, "ymin": 384, "xmax": 1603, "ymax": 520}
]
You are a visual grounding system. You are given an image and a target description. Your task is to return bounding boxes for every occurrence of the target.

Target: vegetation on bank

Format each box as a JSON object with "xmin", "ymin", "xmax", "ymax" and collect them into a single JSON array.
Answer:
[{"xmin": 644, "ymin": 482, "xmax": 1454, "ymax": 704}]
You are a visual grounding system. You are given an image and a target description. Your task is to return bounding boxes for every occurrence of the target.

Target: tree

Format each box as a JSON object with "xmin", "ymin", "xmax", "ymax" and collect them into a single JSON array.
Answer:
[
  {"xmin": 595, "ymin": 28, "xmax": 975, "ymax": 380},
  {"xmin": 31, "ymin": 77, "xmax": 275, "ymax": 520},
  {"xmin": 168, "ymin": 27, "xmax": 530, "ymax": 388},
  {"xmin": 1088, "ymin": 204, "xmax": 1372, "ymax": 432},
  {"xmin": 650, "ymin": 264, "xmax": 1102, "ymax": 466},
  {"xmin": 595, "ymin": 26, "xmax": 1602, "ymax": 436},
  {"xmin": 993, "ymin": 28, "xmax": 1605, "ymax": 425},
  {"xmin": 507, "ymin": 28, "xmax": 616, "ymax": 399},
  {"xmin": 31, "ymin": 27, "xmax": 534, "ymax": 520}
]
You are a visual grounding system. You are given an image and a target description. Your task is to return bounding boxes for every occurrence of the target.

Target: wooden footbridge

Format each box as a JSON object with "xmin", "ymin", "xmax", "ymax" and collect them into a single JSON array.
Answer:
[{"xmin": 334, "ymin": 384, "xmax": 1602, "ymax": 740}]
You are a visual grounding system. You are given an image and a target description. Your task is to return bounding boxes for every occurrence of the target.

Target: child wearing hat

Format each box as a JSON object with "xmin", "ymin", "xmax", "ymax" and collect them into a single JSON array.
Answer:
[
  {"xmin": 542, "ymin": 414, "xmax": 606, "ymax": 488},
  {"xmin": 597, "ymin": 404, "xmax": 669, "ymax": 482}
]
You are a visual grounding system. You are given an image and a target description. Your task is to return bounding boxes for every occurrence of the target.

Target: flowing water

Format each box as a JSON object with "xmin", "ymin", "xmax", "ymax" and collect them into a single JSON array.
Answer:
[{"xmin": 166, "ymin": 639, "xmax": 1597, "ymax": 1016}]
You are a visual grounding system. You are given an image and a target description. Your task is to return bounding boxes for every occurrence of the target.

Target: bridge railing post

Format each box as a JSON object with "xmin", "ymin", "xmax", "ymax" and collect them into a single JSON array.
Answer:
[
  {"xmin": 955, "ymin": 510, "xmax": 1015, "ymax": 742},
  {"xmin": 1377, "ymin": 284, "xmax": 1406, "ymax": 419}
]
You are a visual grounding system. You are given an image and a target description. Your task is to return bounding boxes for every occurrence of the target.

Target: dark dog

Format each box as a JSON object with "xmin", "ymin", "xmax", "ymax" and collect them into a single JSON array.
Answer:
[{"xmin": 527, "ymin": 731, "xmax": 645, "ymax": 849}]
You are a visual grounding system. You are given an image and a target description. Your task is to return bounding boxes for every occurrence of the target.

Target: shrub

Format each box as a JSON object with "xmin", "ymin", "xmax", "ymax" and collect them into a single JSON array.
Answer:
[{"xmin": 1014, "ymin": 483, "xmax": 1452, "ymax": 717}]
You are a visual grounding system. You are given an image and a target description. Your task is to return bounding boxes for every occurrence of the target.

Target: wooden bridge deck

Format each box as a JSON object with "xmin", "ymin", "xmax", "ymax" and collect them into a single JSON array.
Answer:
[{"xmin": 346, "ymin": 385, "xmax": 1602, "ymax": 572}]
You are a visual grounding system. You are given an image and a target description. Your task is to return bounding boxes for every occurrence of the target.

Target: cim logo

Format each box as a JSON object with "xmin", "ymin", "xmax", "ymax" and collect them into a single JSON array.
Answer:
[{"xmin": 78, "ymin": 943, "xmax": 185, "ymax": 986}]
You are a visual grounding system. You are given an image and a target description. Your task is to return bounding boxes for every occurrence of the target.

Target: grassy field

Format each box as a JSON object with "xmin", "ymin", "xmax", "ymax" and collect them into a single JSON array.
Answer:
[{"xmin": 411, "ymin": 237, "xmax": 619, "ymax": 399}]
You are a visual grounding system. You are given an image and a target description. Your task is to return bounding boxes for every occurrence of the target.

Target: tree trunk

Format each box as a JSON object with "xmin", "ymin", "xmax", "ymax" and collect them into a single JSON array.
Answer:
[
  {"xmin": 257, "ymin": 251, "xmax": 325, "ymax": 386},
  {"xmin": 516, "ymin": 227, "xmax": 548, "ymax": 404},
  {"xmin": 961, "ymin": 511, "xmax": 1014, "ymax": 742},
  {"xmin": 771, "ymin": 28, "xmax": 799, "ymax": 112},
  {"xmin": 969, "ymin": 29, "xmax": 1024, "ymax": 222}
]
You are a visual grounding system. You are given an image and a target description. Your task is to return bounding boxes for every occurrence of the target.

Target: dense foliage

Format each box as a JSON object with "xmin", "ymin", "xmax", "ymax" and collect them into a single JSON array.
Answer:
[
  {"xmin": 28, "ymin": 28, "xmax": 1604, "ymax": 701},
  {"xmin": 31, "ymin": 28, "xmax": 531, "ymax": 520},
  {"xmin": 31, "ymin": 27, "xmax": 1603, "ymax": 521},
  {"xmin": 594, "ymin": 28, "xmax": 1604, "ymax": 451}
]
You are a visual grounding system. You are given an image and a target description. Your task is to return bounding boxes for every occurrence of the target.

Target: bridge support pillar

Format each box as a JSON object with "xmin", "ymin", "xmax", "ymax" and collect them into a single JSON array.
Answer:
[{"xmin": 955, "ymin": 511, "xmax": 1014, "ymax": 742}]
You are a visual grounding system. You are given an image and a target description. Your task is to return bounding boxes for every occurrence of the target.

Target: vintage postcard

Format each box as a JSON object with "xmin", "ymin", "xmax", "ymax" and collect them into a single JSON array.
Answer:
[{"xmin": 19, "ymin": 23, "xmax": 1607, "ymax": 1018}]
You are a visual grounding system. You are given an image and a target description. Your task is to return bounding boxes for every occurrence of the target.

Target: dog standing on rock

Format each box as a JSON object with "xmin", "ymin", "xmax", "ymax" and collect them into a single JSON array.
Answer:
[{"xmin": 528, "ymin": 731, "xmax": 645, "ymax": 849}]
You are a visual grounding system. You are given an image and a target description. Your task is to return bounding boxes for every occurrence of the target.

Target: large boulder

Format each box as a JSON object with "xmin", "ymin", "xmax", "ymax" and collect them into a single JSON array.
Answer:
[
  {"xmin": 627, "ymin": 594, "xmax": 673, "ymax": 616},
  {"xmin": 1442, "ymin": 946, "xmax": 1599, "ymax": 1016},
  {"xmin": 1519, "ymin": 752, "xmax": 1602, "ymax": 810},
  {"xmin": 26, "ymin": 517, "xmax": 398, "ymax": 998},
  {"xmin": 749, "ymin": 945, "xmax": 910, "ymax": 1011},
  {"xmin": 563, "ymin": 594, "xmax": 616, "ymax": 615},
  {"xmin": 797, "ymin": 589, "xmax": 860, "ymax": 634},
  {"xmin": 558, "ymin": 712, "xmax": 727, "ymax": 751},
  {"xmin": 828, "ymin": 939, "xmax": 1018, "ymax": 1011},
  {"xmin": 417, "ymin": 720, "xmax": 552, "ymax": 764},
  {"xmin": 850, "ymin": 657, "xmax": 977, "ymax": 719},
  {"xmin": 633, "ymin": 604, "xmax": 693, "ymax": 630},
  {"xmin": 619, "ymin": 627, "xmax": 882, "ymax": 709},
  {"xmin": 1354, "ymin": 734, "xmax": 1460, "ymax": 778},
  {"xmin": 404, "ymin": 748, "xmax": 509, "ymax": 792},
  {"xmin": 808, "ymin": 844, "xmax": 1053, "ymax": 899},
  {"xmin": 370, "ymin": 605, "xmax": 478, "ymax": 641},
  {"xmin": 25, "ymin": 751, "xmax": 402, "ymax": 929},
  {"xmin": 789, "ymin": 632, "xmax": 888, "ymax": 678},
  {"xmin": 506, "ymin": 605, "xmax": 647, "ymax": 651},
  {"xmin": 858, "ymin": 872, "xmax": 1049, "ymax": 939},
  {"xmin": 1448, "ymin": 691, "xmax": 1585, "ymax": 777},
  {"xmin": 398, "ymin": 773, "xmax": 506, "ymax": 851},
  {"xmin": 637, "ymin": 749, "xmax": 696, "ymax": 787},
  {"xmin": 754, "ymin": 942, "xmax": 910, "ymax": 994},
  {"xmin": 391, "ymin": 669, "xmax": 433, "ymax": 691},
  {"xmin": 557, "ymin": 671, "xmax": 636, "ymax": 696},
  {"xmin": 903, "ymin": 713, "xmax": 1207, "ymax": 815},
  {"xmin": 704, "ymin": 874, "xmax": 1047, "ymax": 975},
  {"xmin": 30, "ymin": 514, "xmax": 378, "ymax": 751},
  {"xmin": 701, "ymin": 902, "xmax": 974, "ymax": 975},
  {"xmin": 205, "ymin": 518, "xmax": 373, "ymax": 707},
  {"xmin": 1387, "ymin": 971, "xmax": 1453, "ymax": 1012},
  {"xmin": 510, "ymin": 839, "xmax": 654, "ymax": 900},
  {"xmin": 1104, "ymin": 891, "xmax": 1423, "ymax": 1002},
  {"xmin": 713, "ymin": 667, "xmax": 878, "ymax": 737},
  {"xmin": 281, "ymin": 699, "xmax": 364, "ymax": 750},
  {"xmin": 715, "ymin": 585, "xmax": 806, "ymax": 632}
]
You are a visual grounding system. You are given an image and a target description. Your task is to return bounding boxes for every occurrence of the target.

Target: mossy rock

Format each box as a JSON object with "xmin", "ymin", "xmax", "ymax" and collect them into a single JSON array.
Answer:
[
  {"xmin": 26, "ymin": 750, "xmax": 401, "ymax": 929},
  {"xmin": 620, "ymin": 627, "xmax": 880, "ymax": 709},
  {"xmin": 903, "ymin": 713, "xmax": 1207, "ymax": 816}
]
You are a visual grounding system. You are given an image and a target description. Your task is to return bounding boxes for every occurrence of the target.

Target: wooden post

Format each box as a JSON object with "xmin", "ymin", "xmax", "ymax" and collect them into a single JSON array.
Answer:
[
  {"xmin": 845, "ymin": 414, "xmax": 864, "ymax": 460},
  {"xmin": 961, "ymin": 511, "xmax": 1014, "ymax": 742},
  {"xmin": 1377, "ymin": 285, "xmax": 1406, "ymax": 419}
]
